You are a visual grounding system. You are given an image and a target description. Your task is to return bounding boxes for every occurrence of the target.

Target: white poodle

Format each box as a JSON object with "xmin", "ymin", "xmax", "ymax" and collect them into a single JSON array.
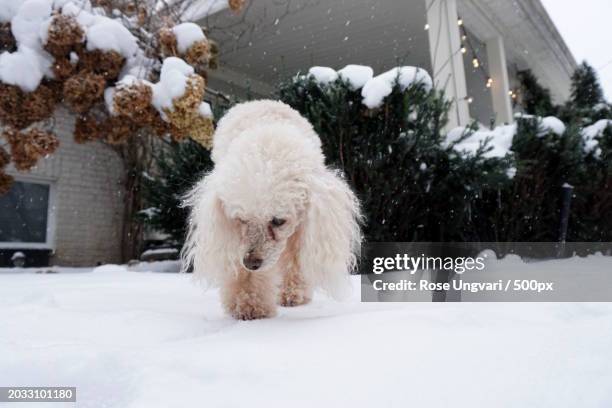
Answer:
[{"xmin": 182, "ymin": 100, "xmax": 362, "ymax": 320}]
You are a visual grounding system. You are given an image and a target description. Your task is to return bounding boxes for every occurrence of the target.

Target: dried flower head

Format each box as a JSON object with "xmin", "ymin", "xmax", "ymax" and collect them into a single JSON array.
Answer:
[
  {"xmin": 148, "ymin": 111, "xmax": 172, "ymax": 137},
  {"xmin": 42, "ymin": 80, "xmax": 64, "ymax": 103},
  {"xmin": 162, "ymin": 74, "xmax": 206, "ymax": 132},
  {"xmin": 63, "ymin": 72, "xmax": 106, "ymax": 113},
  {"xmin": 24, "ymin": 129, "xmax": 60, "ymax": 158},
  {"xmin": 0, "ymin": 84, "xmax": 26, "ymax": 128},
  {"xmin": 4, "ymin": 129, "xmax": 39, "ymax": 171},
  {"xmin": 45, "ymin": 14, "xmax": 84, "ymax": 57},
  {"xmin": 0, "ymin": 84, "xmax": 55, "ymax": 129},
  {"xmin": 52, "ymin": 57, "xmax": 77, "ymax": 80},
  {"xmin": 184, "ymin": 39, "xmax": 210, "ymax": 66},
  {"xmin": 79, "ymin": 50, "xmax": 126, "ymax": 81},
  {"xmin": 169, "ymin": 125, "xmax": 189, "ymax": 142},
  {"xmin": 23, "ymin": 85, "xmax": 56, "ymax": 122},
  {"xmin": 188, "ymin": 115, "xmax": 214, "ymax": 149},
  {"xmin": 104, "ymin": 116, "xmax": 135, "ymax": 145},
  {"xmin": 159, "ymin": 27, "xmax": 178, "ymax": 57},
  {"xmin": 74, "ymin": 114, "xmax": 105, "ymax": 144},
  {"xmin": 113, "ymin": 82, "xmax": 154, "ymax": 125}
]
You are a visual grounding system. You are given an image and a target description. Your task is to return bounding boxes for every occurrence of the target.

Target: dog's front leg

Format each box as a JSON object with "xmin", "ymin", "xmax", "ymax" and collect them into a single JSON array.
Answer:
[
  {"xmin": 221, "ymin": 268, "xmax": 278, "ymax": 320},
  {"xmin": 278, "ymin": 249, "xmax": 313, "ymax": 307}
]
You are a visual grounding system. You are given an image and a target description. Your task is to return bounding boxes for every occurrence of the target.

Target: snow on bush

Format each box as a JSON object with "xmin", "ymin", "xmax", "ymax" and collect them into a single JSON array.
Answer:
[
  {"xmin": 307, "ymin": 64, "xmax": 433, "ymax": 109},
  {"xmin": 539, "ymin": 116, "xmax": 565, "ymax": 136},
  {"xmin": 582, "ymin": 119, "xmax": 612, "ymax": 156},
  {"xmin": 337, "ymin": 64, "xmax": 373, "ymax": 90},
  {"xmin": 0, "ymin": 0, "xmax": 22, "ymax": 23},
  {"xmin": 181, "ymin": 0, "xmax": 235, "ymax": 21},
  {"xmin": 308, "ymin": 66, "xmax": 338, "ymax": 85},
  {"xmin": 0, "ymin": 46, "xmax": 48, "ymax": 91},
  {"xmin": 152, "ymin": 57, "xmax": 196, "ymax": 112},
  {"xmin": 85, "ymin": 19, "xmax": 138, "ymax": 58},
  {"xmin": 445, "ymin": 124, "xmax": 516, "ymax": 158},
  {"xmin": 445, "ymin": 113, "xmax": 600, "ymax": 159},
  {"xmin": 362, "ymin": 67, "xmax": 432, "ymax": 109},
  {"xmin": 150, "ymin": 57, "xmax": 213, "ymax": 148},
  {"xmin": 446, "ymin": 112, "xmax": 612, "ymax": 161},
  {"xmin": 159, "ymin": 21, "xmax": 210, "ymax": 67},
  {"xmin": 172, "ymin": 22, "xmax": 207, "ymax": 54}
]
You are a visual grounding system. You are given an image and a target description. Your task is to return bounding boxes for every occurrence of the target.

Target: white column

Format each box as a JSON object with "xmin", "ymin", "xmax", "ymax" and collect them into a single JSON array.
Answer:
[
  {"xmin": 486, "ymin": 36, "xmax": 513, "ymax": 125},
  {"xmin": 426, "ymin": 0, "xmax": 470, "ymax": 130}
]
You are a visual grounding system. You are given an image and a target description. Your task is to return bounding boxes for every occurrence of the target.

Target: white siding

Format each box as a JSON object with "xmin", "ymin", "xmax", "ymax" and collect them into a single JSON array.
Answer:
[{"xmin": 6, "ymin": 107, "xmax": 125, "ymax": 266}]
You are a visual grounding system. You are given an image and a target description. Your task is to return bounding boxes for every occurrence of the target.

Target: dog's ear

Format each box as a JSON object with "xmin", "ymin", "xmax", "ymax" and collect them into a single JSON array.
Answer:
[
  {"xmin": 181, "ymin": 176, "xmax": 238, "ymax": 287},
  {"xmin": 298, "ymin": 169, "xmax": 362, "ymax": 298}
]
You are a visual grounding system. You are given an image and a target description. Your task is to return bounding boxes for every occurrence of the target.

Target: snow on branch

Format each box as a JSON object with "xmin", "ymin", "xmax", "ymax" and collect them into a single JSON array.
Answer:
[
  {"xmin": 0, "ymin": 0, "xmax": 246, "ymax": 193},
  {"xmin": 306, "ymin": 64, "xmax": 433, "ymax": 109}
]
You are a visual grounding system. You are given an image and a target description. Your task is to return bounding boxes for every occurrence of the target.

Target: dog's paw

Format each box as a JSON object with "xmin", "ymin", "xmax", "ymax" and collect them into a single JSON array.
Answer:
[
  {"xmin": 279, "ymin": 289, "xmax": 311, "ymax": 307},
  {"xmin": 227, "ymin": 295, "xmax": 276, "ymax": 320}
]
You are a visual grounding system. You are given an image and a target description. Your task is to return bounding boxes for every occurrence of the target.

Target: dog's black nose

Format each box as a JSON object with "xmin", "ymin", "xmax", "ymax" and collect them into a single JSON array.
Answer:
[{"xmin": 243, "ymin": 254, "xmax": 263, "ymax": 271}]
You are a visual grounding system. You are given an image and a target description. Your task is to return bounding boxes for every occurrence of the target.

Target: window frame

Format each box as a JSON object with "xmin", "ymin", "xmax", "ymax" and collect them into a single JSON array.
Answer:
[{"xmin": 0, "ymin": 174, "xmax": 57, "ymax": 250}]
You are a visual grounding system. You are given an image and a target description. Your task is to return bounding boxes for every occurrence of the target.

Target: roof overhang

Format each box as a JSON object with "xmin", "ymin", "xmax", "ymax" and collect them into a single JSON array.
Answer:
[
  {"xmin": 203, "ymin": 0, "xmax": 576, "ymax": 101},
  {"xmin": 458, "ymin": 0, "xmax": 577, "ymax": 102}
]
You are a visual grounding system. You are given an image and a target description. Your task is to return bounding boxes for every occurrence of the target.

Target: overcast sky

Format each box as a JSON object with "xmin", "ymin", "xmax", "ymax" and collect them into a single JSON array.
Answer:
[{"xmin": 541, "ymin": 0, "xmax": 612, "ymax": 101}]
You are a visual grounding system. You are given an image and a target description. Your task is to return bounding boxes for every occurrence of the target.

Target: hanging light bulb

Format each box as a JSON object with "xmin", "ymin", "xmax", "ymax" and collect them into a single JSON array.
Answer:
[
  {"xmin": 424, "ymin": 23, "xmax": 430, "ymax": 30},
  {"xmin": 461, "ymin": 46, "xmax": 467, "ymax": 54},
  {"xmin": 457, "ymin": 18, "xmax": 463, "ymax": 26},
  {"xmin": 486, "ymin": 78, "xmax": 493, "ymax": 88},
  {"xmin": 472, "ymin": 58, "xmax": 479, "ymax": 68}
]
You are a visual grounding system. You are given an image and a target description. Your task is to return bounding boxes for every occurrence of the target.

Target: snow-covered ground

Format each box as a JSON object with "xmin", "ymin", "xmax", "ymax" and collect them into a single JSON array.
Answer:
[{"xmin": 1, "ymin": 261, "xmax": 612, "ymax": 408}]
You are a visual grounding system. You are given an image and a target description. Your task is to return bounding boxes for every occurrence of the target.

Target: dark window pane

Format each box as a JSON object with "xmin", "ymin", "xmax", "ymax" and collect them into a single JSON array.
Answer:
[{"xmin": 0, "ymin": 181, "xmax": 50, "ymax": 244}]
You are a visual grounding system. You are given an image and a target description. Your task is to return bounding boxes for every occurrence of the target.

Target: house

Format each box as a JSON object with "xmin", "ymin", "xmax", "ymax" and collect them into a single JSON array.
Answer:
[
  {"xmin": 205, "ymin": 0, "xmax": 576, "ymax": 128},
  {"xmin": 0, "ymin": 107, "xmax": 125, "ymax": 267},
  {"xmin": 0, "ymin": 0, "xmax": 576, "ymax": 267}
]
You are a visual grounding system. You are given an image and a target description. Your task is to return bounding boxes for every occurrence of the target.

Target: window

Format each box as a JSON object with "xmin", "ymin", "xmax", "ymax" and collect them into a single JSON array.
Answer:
[{"xmin": 0, "ymin": 179, "xmax": 55, "ymax": 248}]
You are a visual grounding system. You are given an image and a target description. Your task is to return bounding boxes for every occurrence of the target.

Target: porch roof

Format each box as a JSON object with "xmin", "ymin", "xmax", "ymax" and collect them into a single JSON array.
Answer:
[{"xmin": 203, "ymin": 0, "xmax": 576, "ymax": 101}]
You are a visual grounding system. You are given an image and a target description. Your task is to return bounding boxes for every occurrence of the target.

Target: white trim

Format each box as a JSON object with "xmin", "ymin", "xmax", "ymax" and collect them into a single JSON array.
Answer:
[
  {"xmin": 486, "ymin": 36, "xmax": 513, "ymax": 125},
  {"xmin": 0, "ymin": 175, "xmax": 57, "ymax": 250},
  {"xmin": 426, "ymin": 0, "xmax": 470, "ymax": 130}
]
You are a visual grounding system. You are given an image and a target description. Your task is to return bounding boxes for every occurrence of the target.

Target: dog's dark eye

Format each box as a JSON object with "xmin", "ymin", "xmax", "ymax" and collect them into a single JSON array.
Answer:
[{"xmin": 270, "ymin": 217, "xmax": 286, "ymax": 227}]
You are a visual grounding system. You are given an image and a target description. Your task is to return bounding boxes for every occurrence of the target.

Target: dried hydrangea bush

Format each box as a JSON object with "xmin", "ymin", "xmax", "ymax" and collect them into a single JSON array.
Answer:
[{"xmin": 0, "ymin": 0, "xmax": 245, "ymax": 193}]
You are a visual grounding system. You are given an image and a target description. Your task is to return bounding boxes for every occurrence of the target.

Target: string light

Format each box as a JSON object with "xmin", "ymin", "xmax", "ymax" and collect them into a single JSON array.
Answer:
[
  {"xmin": 466, "ymin": 96, "xmax": 473, "ymax": 104},
  {"xmin": 458, "ymin": 18, "xmax": 493, "ymax": 90},
  {"xmin": 424, "ymin": 23, "xmax": 430, "ymax": 31}
]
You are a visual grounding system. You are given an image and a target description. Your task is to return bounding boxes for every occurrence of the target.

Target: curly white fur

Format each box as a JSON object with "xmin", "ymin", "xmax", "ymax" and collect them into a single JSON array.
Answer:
[{"xmin": 182, "ymin": 100, "xmax": 362, "ymax": 320}]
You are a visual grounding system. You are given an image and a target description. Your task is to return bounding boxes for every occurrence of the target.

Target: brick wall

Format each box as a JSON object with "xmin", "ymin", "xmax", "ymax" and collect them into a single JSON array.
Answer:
[{"xmin": 5, "ymin": 107, "xmax": 126, "ymax": 266}]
